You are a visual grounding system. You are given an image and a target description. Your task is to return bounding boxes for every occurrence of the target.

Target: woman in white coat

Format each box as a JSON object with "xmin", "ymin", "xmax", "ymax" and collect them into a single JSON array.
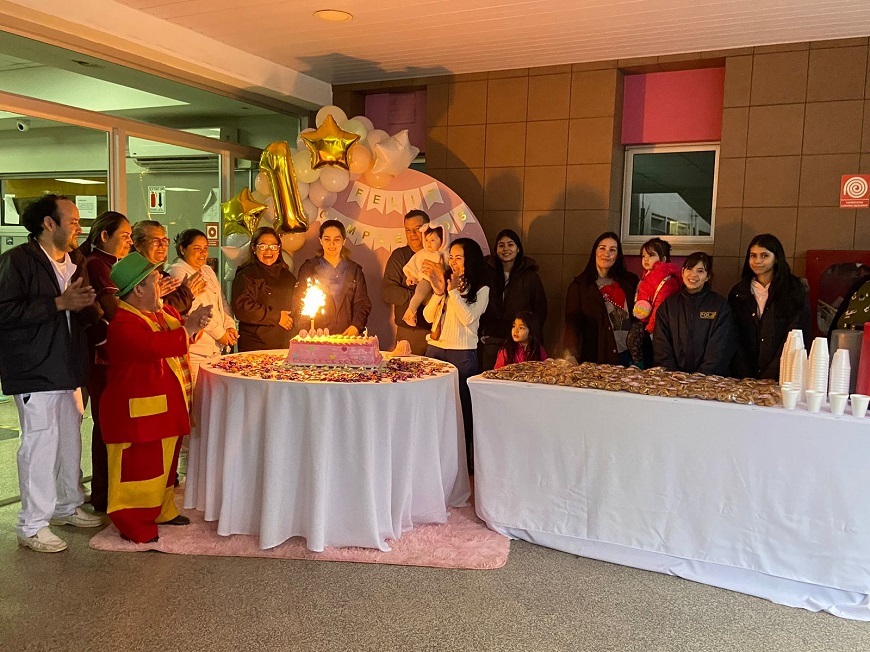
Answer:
[{"xmin": 167, "ymin": 228, "xmax": 237, "ymax": 382}]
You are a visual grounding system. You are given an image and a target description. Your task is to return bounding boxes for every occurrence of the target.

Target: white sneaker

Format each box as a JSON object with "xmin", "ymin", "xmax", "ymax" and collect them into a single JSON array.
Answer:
[
  {"xmin": 50, "ymin": 507, "xmax": 104, "ymax": 528},
  {"xmin": 17, "ymin": 526, "xmax": 68, "ymax": 553}
]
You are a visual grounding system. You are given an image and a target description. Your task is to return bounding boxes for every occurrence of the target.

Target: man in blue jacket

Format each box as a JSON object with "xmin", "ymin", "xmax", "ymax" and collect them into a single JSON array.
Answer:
[{"xmin": 0, "ymin": 194, "xmax": 104, "ymax": 552}]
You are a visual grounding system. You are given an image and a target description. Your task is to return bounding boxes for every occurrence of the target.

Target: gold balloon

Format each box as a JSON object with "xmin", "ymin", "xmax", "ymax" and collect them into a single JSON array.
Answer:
[
  {"xmin": 260, "ymin": 141, "xmax": 310, "ymax": 233},
  {"xmin": 221, "ymin": 187, "xmax": 267, "ymax": 237},
  {"xmin": 300, "ymin": 114, "xmax": 360, "ymax": 170}
]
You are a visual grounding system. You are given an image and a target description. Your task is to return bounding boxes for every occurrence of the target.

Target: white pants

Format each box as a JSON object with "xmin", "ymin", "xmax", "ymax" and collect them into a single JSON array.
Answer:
[{"xmin": 14, "ymin": 389, "xmax": 85, "ymax": 537}]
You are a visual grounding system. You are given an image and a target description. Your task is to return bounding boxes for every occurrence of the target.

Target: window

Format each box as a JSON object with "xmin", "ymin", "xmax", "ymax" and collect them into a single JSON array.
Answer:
[{"xmin": 621, "ymin": 144, "xmax": 719, "ymax": 246}]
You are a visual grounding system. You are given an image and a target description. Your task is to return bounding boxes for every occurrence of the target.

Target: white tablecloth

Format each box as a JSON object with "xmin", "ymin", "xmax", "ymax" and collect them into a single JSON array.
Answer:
[
  {"xmin": 184, "ymin": 353, "xmax": 470, "ymax": 551},
  {"xmin": 468, "ymin": 376, "xmax": 870, "ymax": 620}
]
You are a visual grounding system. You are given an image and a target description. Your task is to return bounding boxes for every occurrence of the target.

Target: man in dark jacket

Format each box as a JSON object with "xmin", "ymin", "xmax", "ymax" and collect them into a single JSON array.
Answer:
[
  {"xmin": 382, "ymin": 210, "xmax": 431, "ymax": 354},
  {"xmin": 0, "ymin": 194, "xmax": 104, "ymax": 553}
]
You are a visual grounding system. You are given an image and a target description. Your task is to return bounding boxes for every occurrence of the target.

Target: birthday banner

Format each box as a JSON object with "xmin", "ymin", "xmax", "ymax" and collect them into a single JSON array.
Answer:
[{"xmin": 319, "ymin": 192, "xmax": 478, "ymax": 253}]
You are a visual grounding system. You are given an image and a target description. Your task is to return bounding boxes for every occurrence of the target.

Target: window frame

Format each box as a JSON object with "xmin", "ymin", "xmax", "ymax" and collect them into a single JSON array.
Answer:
[{"xmin": 620, "ymin": 142, "xmax": 720, "ymax": 248}]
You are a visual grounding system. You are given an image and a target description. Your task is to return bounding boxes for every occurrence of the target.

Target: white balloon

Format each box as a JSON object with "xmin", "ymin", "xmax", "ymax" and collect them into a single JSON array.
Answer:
[
  {"xmin": 302, "ymin": 198, "xmax": 317, "ymax": 220},
  {"xmin": 367, "ymin": 129, "xmax": 389, "ymax": 147},
  {"xmin": 371, "ymin": 129, "xmax": 420, "ymax": 176},
  {"xmin": 319, "ymin": 166, "xmax": 350, "ymax": 193},
  {"xmin": 341, "ymin": 118, "xmax": 368, "ymax": 141},
  {"xmin": 315, "ymin": 105, "xmax": 348, "ymax": 128},
  {"xmin": 254, "ymin": 171, "xmax": 272, "ymax": 197},
  {"xmin": 296, "ymin": 128, "xmax": 315, "ymax": 150},
  {"xmin": 292, "ymin": 148, "xmax": 321, "ymax": 183},
  {"xmin": 308, "ymin": 180, "xmax": 337, "ymax": 209},
  {"xmin": 296, "ymin": 180, "xmax": 309, "ymax": 201},
  {"xmin": 225, "ymin": 233, "xmax": 250, "ymax": 249},
  {"xmin": 352, "ymin": 115, "xmax": 374, "ymax": 132}
]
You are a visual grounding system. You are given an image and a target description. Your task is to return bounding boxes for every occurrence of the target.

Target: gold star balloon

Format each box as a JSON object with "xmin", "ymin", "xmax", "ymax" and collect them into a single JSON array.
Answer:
[
  {"xmin": 221, "ymin": 187, "xmax": 268, "ymax": 237},
  {"xmin": 300, "ymin": 114, "xmax": 360, "ymax": 170}
]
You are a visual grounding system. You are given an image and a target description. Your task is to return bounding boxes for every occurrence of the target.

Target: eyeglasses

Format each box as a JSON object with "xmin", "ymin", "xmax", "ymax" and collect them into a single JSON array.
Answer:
[
  {"xmin": 148, "ymin": 237, "xmax": 170, "ymax": 246},
  {"xmin": 256, "ymin": 244, "xmax": 281, "ymax": 251}
]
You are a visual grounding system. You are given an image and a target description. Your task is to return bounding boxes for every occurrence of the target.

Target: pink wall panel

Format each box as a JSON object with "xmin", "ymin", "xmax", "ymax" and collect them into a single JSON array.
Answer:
[
  {"xmin": 622, "ymin": 68, "xmax": 725, "ymax": 145},
  {"xmin": 364, "ymin": 90, "xmax": 428, "ymax": 153}
]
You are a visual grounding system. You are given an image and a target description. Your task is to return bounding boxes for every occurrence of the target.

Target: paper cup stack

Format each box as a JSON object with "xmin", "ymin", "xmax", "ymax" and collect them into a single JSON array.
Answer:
[
  {"xmin": 789, "ymin": 347, "xmax": 808, "ymax": 401},
  {"xmin": 808, "ymin": 336, "xmax": 829, "ymax": 400},
  {"xmin": 829, "ymin": 349, "xmax": 851, "ymax": 396},
  {"xmin": 779, "ymin": 329, "xmax": 806, "ymax": 388}
]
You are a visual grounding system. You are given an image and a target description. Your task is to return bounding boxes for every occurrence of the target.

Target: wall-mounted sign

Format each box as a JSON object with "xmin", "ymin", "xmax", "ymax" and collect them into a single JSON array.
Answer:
[
  {"xmin": 840, "ymin": 175, "xmax": 870, "ymax": 209},
  {"xmin": 205, "ymin": 223, "xmax": 219, "ymax": 247},
  {"xmin": 75, "ymin": 195, "xmax": 98, "ymax": 220},
  {"xmin": 148, "ymin": 186, "xmax": 166, "ymax": 214}
]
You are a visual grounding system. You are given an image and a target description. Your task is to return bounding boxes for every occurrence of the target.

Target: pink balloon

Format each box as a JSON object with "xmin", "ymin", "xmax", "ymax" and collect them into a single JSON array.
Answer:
[
  {"xmin": 366, "ymin": 129, "xmax": 389, "ymax": 147},
  {"xmin": 363, "ymin": 168, "xmax": 394, "ymax": 189},
  {"xmin": 347, "ymin": 142, "xmax": 373, "ymax": 175}
]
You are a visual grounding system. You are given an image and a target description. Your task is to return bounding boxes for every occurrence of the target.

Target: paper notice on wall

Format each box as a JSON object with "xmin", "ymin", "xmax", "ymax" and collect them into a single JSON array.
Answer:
[
  {"xmin": 3, "ymin": 195, "xmax": 19, "ymax": 224},
  {"xmin": 75, "ymin": 195, "xmax": 98, "ymax": 220},
  {"xmin": 202, "ymin": 188, "xmax": 221, "ymax": 222}
]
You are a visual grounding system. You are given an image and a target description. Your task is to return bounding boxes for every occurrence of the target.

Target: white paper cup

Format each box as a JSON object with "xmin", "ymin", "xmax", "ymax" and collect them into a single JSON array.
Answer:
[
  {"xmin": 806, "ymin": 390, "xmax": 824, "ymax": 413},
  {"xmin": 850, "ymin": 394, "xmax": 870, "ymax": 418},
  {"xmin": 829, "ymin": 392, "xmax": 848, "ymax": 416},
  {"xmin": 781, "ymin": 388, "xmax": 800, "ymax": 410}
]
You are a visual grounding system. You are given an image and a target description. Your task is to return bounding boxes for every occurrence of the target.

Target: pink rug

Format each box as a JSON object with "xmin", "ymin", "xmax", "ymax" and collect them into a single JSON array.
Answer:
[{"xmin": 89, "ymin": 504, "xmax": 510, "ymax": 570}]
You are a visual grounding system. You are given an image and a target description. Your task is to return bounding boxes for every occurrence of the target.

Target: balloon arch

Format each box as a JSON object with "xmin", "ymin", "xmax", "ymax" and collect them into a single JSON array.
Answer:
[{"xmin": 221, "ymin": 105, "xmax": 489, "ymax": 345}]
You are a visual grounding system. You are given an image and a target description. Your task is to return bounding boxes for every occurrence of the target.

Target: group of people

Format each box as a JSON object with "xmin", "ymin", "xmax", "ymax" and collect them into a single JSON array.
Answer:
[
  {"xmin": 563, "ymin": 231, "xmax": 814, "ymax": 382},
  {"xmin": 0, "ymin": 192, "xmax": 823, "ymax": 551}
]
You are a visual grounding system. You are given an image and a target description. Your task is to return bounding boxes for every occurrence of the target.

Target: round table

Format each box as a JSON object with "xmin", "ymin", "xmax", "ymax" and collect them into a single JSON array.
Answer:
[{"xmin": 183, "ymin": 351, "xmax": 470, "ymax": 551}]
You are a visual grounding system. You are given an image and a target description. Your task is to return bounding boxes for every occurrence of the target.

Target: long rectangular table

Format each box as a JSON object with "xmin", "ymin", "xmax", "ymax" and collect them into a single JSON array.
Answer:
[{"xmin": 468, "ymin": 376, "xmax": 870, "ymax": 620}]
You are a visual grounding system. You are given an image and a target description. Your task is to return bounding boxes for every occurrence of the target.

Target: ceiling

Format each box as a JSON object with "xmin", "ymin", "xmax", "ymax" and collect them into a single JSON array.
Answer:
[{"xmin": 115, "ymin": 0, "xmax": 870, "ymax": 84}]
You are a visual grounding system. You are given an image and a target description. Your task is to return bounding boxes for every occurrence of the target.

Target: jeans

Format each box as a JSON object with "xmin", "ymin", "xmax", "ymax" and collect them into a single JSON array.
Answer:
[{"xmin": 425, "ymin": 345, "xmax": 478, "ymax": 473}]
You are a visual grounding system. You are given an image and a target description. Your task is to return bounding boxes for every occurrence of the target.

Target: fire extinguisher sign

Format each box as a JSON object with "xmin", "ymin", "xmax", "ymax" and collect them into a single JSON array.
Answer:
[{"xmin": 148, "ymin": 186, "xmax": 166, "ymax": 214}]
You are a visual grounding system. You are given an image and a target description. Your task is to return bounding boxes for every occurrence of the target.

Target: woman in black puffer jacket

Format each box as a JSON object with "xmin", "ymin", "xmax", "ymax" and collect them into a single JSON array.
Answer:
[
  {"xmin": 728, "ymin": 233, "xmax": 811, "ymax": 380},
  {"xmin": 478, "ymin": 229, "xmax": 548, "ymax": 371}
]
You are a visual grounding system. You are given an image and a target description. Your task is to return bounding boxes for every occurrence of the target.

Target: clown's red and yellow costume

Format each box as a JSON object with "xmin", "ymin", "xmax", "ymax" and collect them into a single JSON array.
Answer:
[{"xmin": 100, "ymin": 302, "xmax": 192, "ymax": 543}]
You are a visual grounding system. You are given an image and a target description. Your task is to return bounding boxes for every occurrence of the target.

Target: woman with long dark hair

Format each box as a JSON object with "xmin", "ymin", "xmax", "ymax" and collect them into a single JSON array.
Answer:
[
  {"xmin": 232, "ymin": 227, "xmax": 297, "ymax": 351},
  {"xmin": 728, "ymin": 233, "xmax": 811, "ymax": 379},
  {"xmin": 424, "ymin": 237, "xmax": 490, "ymax": 472},
  {"xmin": 564, "ymin": 231, "xmax": 639, "ymax": 365},
  {"xmin": 290, "ymin": 220, "xmax": 371, "ymax": 335},
  {"xmin": 81, "ymin": 211, "xmax": 132, "ymax": 512},
  {"xmin": 479, "ymin": 229, "xmax": 547, "ymax": 371}
]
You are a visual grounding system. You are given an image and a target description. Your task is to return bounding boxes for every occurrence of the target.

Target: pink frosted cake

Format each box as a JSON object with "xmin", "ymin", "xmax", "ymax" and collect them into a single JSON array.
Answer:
[{"xmin": 285, "ymin": 333, "xmax": 382, "ymax": 367}]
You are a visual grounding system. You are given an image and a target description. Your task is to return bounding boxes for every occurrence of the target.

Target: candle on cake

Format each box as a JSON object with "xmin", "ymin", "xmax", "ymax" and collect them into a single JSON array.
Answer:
[{"xmin": 300, "ymin": 279, "xmax": 326, "ymax": 334}]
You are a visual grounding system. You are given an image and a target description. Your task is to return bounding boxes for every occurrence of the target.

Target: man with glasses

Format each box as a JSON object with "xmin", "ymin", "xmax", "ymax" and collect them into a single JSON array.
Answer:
[
  {"xmin": 131, "ymin": 220, "xmax": 206, "ymax": 315},
  {"xmin": 0, "ymin": 194, "xmax": 104, "ymax": 552},
  {"xmin": 382, "ymin": 210, "xmax": 432, "ymax": 355}
]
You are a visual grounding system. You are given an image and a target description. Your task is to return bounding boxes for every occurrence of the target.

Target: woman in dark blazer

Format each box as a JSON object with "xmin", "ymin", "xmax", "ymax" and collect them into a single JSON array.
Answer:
[
  {"xmin": 232, "ymin": 227, "xmax": 297, "ymax": 351},
  {"xmin": 728, "ymin": 233, "xmax": 811, "ymax": 380},
  {"xmin": 291, "ymin": 220, "xmax": 372, "ymax": 335},
  {"xmin": 564, "ymin": 232, "xmax": 639, "ymax": 366}
]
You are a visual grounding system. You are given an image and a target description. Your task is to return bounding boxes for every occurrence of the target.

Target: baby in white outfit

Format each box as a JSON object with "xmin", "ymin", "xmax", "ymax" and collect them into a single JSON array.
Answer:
[{"xmin": 402, "ymin": 225, "xmax": 448, "ymax": 326}]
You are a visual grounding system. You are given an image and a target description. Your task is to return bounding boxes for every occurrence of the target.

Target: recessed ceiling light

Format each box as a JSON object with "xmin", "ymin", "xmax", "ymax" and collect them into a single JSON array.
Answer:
[{"xmin": 314, "ymin": 9, "xmax": 353, "ymax": 22}]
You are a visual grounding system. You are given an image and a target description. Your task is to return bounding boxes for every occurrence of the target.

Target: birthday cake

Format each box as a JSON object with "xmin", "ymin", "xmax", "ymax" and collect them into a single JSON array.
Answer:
[{"xmin": 285, "ymin": 331, "xmax": 383, "ymax": 367}]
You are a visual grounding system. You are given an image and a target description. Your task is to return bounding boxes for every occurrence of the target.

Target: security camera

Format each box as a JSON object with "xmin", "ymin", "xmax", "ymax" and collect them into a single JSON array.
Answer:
[{"xmin": 16, "ymin": 120, "xmax": 30, "ymax": 132}]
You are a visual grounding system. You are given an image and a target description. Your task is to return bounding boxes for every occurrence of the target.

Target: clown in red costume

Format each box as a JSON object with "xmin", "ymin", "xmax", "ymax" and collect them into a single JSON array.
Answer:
[{"xmin": 100, "ymin": 252, "xmax": 212, "ymax": 543}]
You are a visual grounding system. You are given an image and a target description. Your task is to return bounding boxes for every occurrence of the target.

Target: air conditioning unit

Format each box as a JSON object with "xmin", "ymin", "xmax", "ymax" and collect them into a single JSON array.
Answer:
[{"xmin": 128, "ymin": 127, "xmax": 235, "ymax": 171}]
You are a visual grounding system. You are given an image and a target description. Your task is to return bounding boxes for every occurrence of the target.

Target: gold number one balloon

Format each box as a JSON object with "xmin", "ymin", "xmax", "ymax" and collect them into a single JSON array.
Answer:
[{"xmin": 260, "ymin": 141, "xmax": 309, "ymax": 233}]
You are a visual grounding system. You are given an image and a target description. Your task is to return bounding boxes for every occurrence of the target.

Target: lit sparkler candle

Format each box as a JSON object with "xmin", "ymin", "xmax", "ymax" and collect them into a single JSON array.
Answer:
[{"xmin": 300, "ymin": 278, "xmax": 326, "ymax": 334}]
